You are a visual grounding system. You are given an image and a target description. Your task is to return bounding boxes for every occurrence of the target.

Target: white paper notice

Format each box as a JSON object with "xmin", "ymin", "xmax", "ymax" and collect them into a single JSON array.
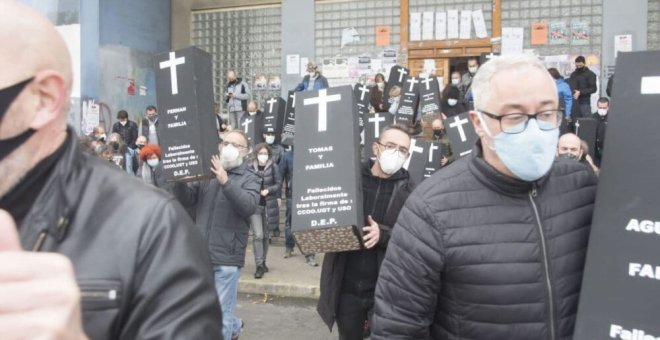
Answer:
[
  {"xmin": 370, "ymin": 59, "xmax": 383, "ymax": 73},
  {"xmin": 447, "ymin": 10, "xmax": 459, "ymax": 39},
  {"xmin": 614, "ymin": 34, "xmax": 633, "ymax": 57},
  {"xmin": 641, "ymin": 76, "xmax": 660, "ymax": 95},
  {"xmin": 501, "ymin": 27, "xmax": 524, "ymax": 55},
  {"xmin": 472, "ymin": 10, "xmax": 488, "ymax": 38},
  {"xmin": 459, "ymin": 11, "xmax": 472, "ymax": 39},
  {"xmin": 422, "ymin": 12, "xmax": 435, "ymax": 40},
  {"xmin": 435, "ymin": 12, "xmax": 447, "ymax": 40},
  {"xmin": 286, "ymin": 54, "xmax": 300, "ymax": 75},
  {"xmin": 410, "ymin": 12, "xmax": 422, "ymax": 41}
]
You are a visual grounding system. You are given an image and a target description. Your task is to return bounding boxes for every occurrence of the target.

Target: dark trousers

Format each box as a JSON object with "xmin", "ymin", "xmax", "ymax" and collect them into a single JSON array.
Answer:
[
  {"xmin": 336, "ymin": 293, "xmax": 374, "ymax": 340},
  {"xmin": 284, "ymin": 197, "xmax": 295, "ymax": 250},
  {"xmin": 578, "ymin": 103, "xmax": 592, "ymax": 118}
]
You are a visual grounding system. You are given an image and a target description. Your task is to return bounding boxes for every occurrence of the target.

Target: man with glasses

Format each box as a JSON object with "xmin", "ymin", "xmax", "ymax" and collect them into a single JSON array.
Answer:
[
  {"xmin": 318, "ymin": 125, "xmax": 415, "ymax": 340},
  {"xmin": 372, "ymin": 55, "xmax": 597, "ymax": 339},
  {"xmin": 172, "ymin": 130, "xmax": 260, "ymax": 340}
]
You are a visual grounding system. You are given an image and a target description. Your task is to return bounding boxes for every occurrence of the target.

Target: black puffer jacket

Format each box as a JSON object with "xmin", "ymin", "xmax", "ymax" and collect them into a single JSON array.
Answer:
[
  {"xmin": 173, "ymin": 162, "xmax": 260, "ymax": 267},
  {"xmin": 252, "ymin": 159, "xmax": 282, "ymax": 231},
  {"xmin": 18, "ymin": 128, "xmax": 223, "ymax": 339},
  {"xmin": 372, "ymin": 142, "xmax": 598, "ymax": 340},
  {"xmin": 317, "ymin": 161, "xmax": 415, "ymax": 331},
  {"xmin": 173, "ymin": 162, "xmax": 261, "ymax": 267}
]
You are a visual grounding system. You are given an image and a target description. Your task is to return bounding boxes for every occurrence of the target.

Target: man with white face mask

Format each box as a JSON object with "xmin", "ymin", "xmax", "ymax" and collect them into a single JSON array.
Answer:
[
  {"xmin": 373, "ymin": 55, "xmax": 597, "ymax": 339},
  {"xmin": 459, "ymin": 57, "xmax": 480, "ymax": 106},
  {"xmin": 318, "ymin": 125, "xmax": 415, "ymax": 340},
  {"xmin": 172, "ymin": 130, "xmax": 260, "ymax": 340},
  {"xmin": 591, "ymin": 97, "xmax": 609, "ymax": 166}
]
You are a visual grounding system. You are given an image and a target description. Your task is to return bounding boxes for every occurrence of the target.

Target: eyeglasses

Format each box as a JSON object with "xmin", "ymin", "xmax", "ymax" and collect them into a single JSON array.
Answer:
[
  {"xmin": 377, "ymin": 142, "xmax": 409, "ymax": 156},
  {"xmin": 478, "ymin": 109, "xmax": 562, "ymax": 134},
  {"xmin": 221, "ymin": 141, "xmax": 247, "ymax": 150}
]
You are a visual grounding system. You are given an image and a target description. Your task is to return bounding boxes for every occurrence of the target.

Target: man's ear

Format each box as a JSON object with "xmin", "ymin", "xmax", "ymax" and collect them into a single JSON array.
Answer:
[
  {"xmin": 29, "ymin": 70, "xmax": 68, "ymax": 130},
  {"xmin": 468, "ymin": 110, "xmax": 485, "ymax": 138},
  {"xmin": 371, "ymin": 142, "xmax": 379, "ymax": 158}
]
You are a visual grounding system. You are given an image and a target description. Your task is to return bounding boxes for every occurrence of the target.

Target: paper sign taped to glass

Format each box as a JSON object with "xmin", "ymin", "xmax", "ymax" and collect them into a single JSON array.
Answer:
[{"xmin": 291, "ymin": 86, "xmax": 364, "ymax": 254}]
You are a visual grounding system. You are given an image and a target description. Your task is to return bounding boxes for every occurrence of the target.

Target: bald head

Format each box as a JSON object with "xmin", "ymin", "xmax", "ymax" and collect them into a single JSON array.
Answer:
[
  {"xmin": 0, "ymin": 1, "xmax": 74, "ymax": 198},
  {"xmin": 557, "ymin": 133, "xmax": 582, "ymax": 160},
  {"xmin": 0, "ymin": 1, "xmax": 72, "ymax": 90}
]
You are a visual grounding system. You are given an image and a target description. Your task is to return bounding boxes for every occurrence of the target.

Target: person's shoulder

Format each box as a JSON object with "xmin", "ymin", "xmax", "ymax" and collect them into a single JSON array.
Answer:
[
  {"xmin": 549, "ymin": 158, "xmax": 598, "ymax": 186},
  {"xmin": 409, "ymin": 156, "xmax": 472, "ymax": 201}
]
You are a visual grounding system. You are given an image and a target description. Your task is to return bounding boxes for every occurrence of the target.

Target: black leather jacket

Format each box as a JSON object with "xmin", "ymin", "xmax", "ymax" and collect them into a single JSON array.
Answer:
[{"xmin": 18, "ymin": 128, "xmax": 223, "ymax": 340}]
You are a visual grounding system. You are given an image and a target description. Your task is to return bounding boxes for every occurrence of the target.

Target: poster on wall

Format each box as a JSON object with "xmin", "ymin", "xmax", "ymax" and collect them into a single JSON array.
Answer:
[
  {"xmin": 459, "ymin": 10, "xmax": 472, "ymax": 39},
  {"xmin": 410, "ymin": 12, "xmax": 422, "ymax": 41},
  {"xmin": 549, "ymin": 21, "xmax": 569, "ymax": 45},
  {"xmin": 447, "ymin": 10, "xmax": 459, "ymax": 39},
  {"xmin": 322, "ymin": 57, "xmax": 350, "ymax": 79},
  {"xmin": 501, "ymin": 27, "xmax": 524, "ymax": 55},
  {"xmin": 472, "ymin": 10, "xmax": 488, "ymax": 38},
  {"xmin": 422, "ymin": 11, "xmax": 435, "ymax": 40},
  {"xmin": 254, "ymin": 75, "xmax": 268, "ymax": 91},
  {"xmin": 571, "ymin": 22, "xmax": 590, "ymax": 45},
  {"xmin": 376, "ymin": 26, "xmax": 390, "ymax": 46},
  {"xmin": 268, "ymin": 75, "xmax": 281, "ymax": 90},
  {"xmin": 614, "ymin": 34, "xmax": 633, "ymax": 57},
  {"xmin": 531, "ymin": 22, "xmax": 548, "ymax": 45},
  {"xmin": 286, "ymin": 54, "xmax": 300, "ymax": 75},
  {"xmin": 435, "ymin": 12, "xmax": 447, "ymax": 40}
]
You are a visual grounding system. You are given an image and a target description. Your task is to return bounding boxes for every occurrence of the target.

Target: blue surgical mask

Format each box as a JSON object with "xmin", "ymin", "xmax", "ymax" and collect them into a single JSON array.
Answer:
[{"xmin": 478, "ymin": 112, "xmax": 559, "ymax": 181}]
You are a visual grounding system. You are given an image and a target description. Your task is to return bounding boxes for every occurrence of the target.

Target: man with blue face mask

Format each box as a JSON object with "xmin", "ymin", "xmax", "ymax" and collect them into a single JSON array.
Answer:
[{"xmin": 372, "ymin": 55, "xmax": 598, "ymax": 340}]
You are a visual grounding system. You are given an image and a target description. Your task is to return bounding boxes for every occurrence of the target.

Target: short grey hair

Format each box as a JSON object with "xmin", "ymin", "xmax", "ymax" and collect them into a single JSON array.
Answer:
[{"xmin": 472, "ymin": 55, "xmax": 551, "ymax": 111}]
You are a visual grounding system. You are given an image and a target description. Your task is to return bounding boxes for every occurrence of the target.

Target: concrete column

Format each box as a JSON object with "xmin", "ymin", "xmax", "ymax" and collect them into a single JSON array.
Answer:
[
  {"xmin": 601, "ymin": 0, "xmax": 648, "ymax": 95},
  {"xmin": 281, "ymin": 0, "xmax": 315, "ymax": 97},
  {"xmin": 81, "ymin": 0, "xmax": 99, "ymax": 99}
]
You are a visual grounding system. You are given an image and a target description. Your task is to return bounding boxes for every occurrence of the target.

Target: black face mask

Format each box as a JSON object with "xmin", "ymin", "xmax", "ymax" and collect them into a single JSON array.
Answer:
[
  {"xmin": 433, "ymin": 129, "xmax": 444, "ymax": 137},
  {"xmin": 0, "ymin": 78, "xmax": 35, "ymax": 161},
  {"xmin": 558, "ymin": 153, "xmax": 579, "ymax": 161},
  {"xmin": 109, "ymin": 142, "xmax": 120, "ymax": 151}
]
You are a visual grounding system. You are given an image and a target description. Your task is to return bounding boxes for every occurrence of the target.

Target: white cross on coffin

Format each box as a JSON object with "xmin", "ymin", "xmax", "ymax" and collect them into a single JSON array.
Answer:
[
  {"xmin": 369, "ymin": 113, "xmax": 386, "ymax": 138},
  {"xmin": 159, "ymin": 52, "xmax": 185, "ymax": 95},
  {"xmin": 404, "ymin": 138, "xmax": 424, "ymax": 170},
  {"xmin": 242, "ymin": 118, "xmax": 252, "ymax": 133},
  {"xmin": 267, "ymin": 97, "xmax": 278, "ymax": 113},
  {"xmin": 449, "ymin": 115, "xmax": 470, "ymax": 142},
  {"xmin": 303, "ymin": 89, "xmax": 341, "ymax": 132},
  {"xmin": 357, "ymin": 85, "xmax": 370, "ymax": 101},
  {"xmin": 397, "ymin": 67, "xmax": 408, "ymax": 82}
]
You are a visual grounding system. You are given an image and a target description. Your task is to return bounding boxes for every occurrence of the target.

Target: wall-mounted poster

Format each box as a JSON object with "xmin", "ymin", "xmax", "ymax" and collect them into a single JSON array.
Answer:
[
  {"xmin": 422, "ymin": 12, "xmax": 434, "ymax": 40},
  {"xmin": 435, "ymin": 12, "xmax": 447, "ymax": 40},
  {"xmin": 531, "ymin": 22, "xmax": 548, "ymax": 45},
  {"xmin": 410, "ymin": 12, "xmax": 422, "ymax": 41},
  {"xmin": 571, "ymin": 22, "xmax": 590, "ymax": 46},
  {"xmin": 376, "ymin": 26, "xmax": 390, "ymax": 46},
  {"xmin": 447, "ymin": 10, "xmax": 459, "ymax": 39},
  {"xmin": 268, "ymin": 75, "xmax": 281, "ymax": 90},
  {"xmin": 254, "ymin": 75, "xmax": 268, "ymax": 91},
  {"xmin": 549, "ymin": 21, "xmax": 568, "ymax": 45},
  {"xmin": 472, "ymin": 10, "xmax": 488, "ymax": 38},
  {"xmin": 614, "ymin": 34, "xmax": 633, "ymax": 57}
]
